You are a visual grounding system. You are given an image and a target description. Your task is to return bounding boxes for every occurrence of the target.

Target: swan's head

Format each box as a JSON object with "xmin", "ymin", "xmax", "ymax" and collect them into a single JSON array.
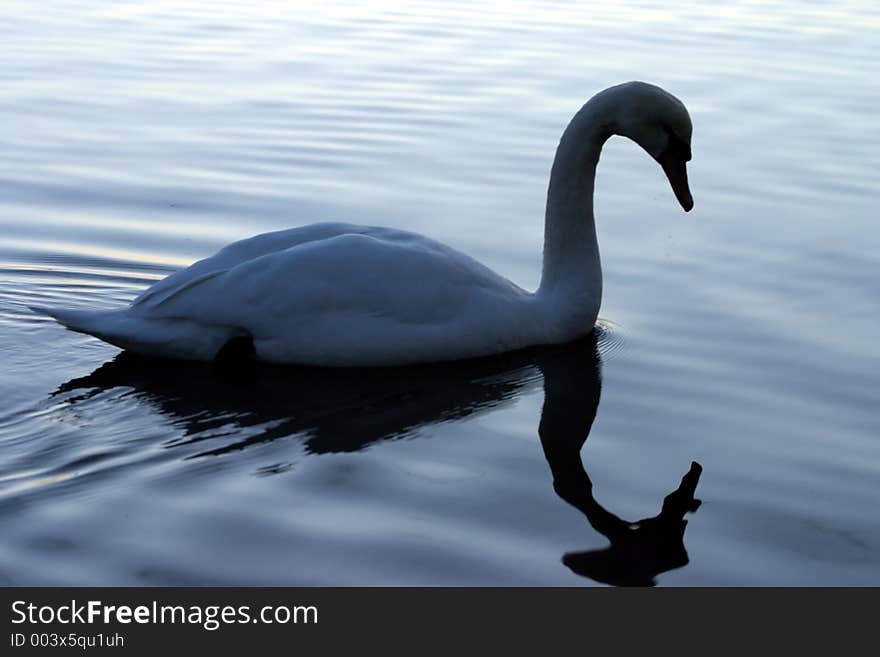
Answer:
[{"xmin": 607, "ymin": 81, "xmax": 694, "ymax": 212}]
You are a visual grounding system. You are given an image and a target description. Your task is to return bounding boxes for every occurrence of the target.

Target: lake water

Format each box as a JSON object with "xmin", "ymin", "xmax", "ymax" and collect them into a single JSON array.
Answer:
[{"xmin": 1, "ymin": 0, "xmax": 877, "ymax": 585}]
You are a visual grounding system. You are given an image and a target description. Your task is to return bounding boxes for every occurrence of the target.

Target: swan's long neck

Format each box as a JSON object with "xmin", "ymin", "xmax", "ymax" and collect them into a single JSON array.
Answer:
[{"xmin": 536, "ymin": 95, "xmax": 614, "ymax": 334}]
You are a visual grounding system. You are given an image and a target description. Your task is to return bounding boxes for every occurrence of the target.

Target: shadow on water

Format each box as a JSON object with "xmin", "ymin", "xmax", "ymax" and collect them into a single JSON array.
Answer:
[{"xmin": 56, "ymin": 332, "xmax": 702, "ymax": 586}]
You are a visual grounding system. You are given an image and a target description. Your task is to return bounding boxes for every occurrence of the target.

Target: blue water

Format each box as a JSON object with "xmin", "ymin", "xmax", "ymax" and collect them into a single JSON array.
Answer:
[{"xmin": 0, "ymin": 0, "xmax": 877, "ymax": 585}]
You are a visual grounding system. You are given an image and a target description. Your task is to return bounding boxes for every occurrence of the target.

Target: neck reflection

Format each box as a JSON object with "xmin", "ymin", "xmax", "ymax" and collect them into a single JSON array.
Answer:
[{"xmin": 537, "ymin": 336, "xmax": 702, "ymax": 586}]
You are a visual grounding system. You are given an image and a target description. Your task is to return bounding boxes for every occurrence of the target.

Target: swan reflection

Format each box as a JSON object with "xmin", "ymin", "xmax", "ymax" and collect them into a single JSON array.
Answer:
[{"xmin": 56, "ymin": 332, "xmax": 701, "ymax": 585}]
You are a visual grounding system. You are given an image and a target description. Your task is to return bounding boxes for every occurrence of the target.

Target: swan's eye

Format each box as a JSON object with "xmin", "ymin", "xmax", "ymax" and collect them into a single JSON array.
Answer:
[{"xmin": 664, "ymin": 130, "xmax": 692, "ymax": 162}]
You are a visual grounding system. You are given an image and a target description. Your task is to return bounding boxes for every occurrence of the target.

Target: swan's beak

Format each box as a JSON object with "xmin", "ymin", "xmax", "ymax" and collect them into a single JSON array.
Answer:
[{"xmin": 659, "ymin": 152, "xmax": 694, "ymax": 212}]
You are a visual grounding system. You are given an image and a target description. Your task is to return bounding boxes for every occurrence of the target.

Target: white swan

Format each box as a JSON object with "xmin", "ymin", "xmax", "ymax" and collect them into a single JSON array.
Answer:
[{"xmin": 37, "ymin": 81, "xmax": 694, "ymax": 366}]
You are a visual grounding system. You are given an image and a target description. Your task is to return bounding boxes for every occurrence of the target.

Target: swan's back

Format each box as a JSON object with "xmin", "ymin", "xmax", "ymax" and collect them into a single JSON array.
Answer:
[{"xmin": 132, "ymin": 222, "xmax": 382, "ymax": 309}]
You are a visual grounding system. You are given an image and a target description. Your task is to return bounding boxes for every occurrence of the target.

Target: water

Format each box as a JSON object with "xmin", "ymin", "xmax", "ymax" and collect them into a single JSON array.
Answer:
[{"xmin": 1, "ymin": 0, "xmax": 878, "ymax": 585}]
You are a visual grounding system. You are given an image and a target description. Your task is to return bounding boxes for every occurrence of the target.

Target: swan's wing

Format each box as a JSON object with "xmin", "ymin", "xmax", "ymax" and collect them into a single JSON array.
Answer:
[
  {"xmin": 132, "ymin": 230, "xmax": 532, "ymax": 364},
  {"xmin": 132, "ymin": 222, "xmax": 379, "ymax": 310},
  {"xmin": 138, "ymin": 230, "xmax": 524, "ymax": 324}
]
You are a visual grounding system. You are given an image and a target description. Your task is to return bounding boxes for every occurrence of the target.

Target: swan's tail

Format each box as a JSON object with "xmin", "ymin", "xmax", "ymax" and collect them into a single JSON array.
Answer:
[
  {"xmin": 29, "ymin": 305, "xmax": 235, "ymax": 361},
  {"xmin": 29, "ymin": 305, "xmax": 121, "ymax": 339}
]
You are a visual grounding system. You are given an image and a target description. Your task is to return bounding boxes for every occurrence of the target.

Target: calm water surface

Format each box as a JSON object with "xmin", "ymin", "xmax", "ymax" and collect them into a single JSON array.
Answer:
[{"xmin": 1, "ymin": 1, "xmax": 877, "ymax": 585}]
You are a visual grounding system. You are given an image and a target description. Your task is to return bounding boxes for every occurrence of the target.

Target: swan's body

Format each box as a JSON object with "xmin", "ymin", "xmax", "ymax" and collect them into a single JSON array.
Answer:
[
  {"xmin": 47, "ymin": 223, "xmax": 551, "ymax": 366},
  {"xmin": 38, "ymin": 82, "xmax": 694, "ymax": 366}
]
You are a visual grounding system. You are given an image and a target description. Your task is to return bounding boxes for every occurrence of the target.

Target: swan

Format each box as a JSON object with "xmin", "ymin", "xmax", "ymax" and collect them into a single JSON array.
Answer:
[{"xmin": 35, "ymin": 81, "xmax": 694, "ymax": 366}]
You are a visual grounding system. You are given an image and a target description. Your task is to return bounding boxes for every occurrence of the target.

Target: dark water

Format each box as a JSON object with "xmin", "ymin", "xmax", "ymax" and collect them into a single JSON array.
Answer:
[{"xmin": 1, "ymin": 1, "xmax": 877, "ymax": 585}]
